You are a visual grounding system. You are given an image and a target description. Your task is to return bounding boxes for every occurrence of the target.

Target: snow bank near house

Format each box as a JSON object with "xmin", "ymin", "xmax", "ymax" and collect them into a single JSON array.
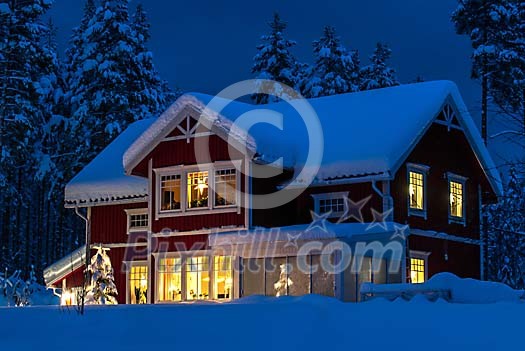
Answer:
[
  {"xmin": 1, "ymin": 295, "xmax": 525, "ymax": 351},
  {"xmin": 362, "ymin": 273, "xmax": 524, "ymax": 304},
  {"xmin": 425, "ymin": 273, "xmax": 524, "ymax": 304}
]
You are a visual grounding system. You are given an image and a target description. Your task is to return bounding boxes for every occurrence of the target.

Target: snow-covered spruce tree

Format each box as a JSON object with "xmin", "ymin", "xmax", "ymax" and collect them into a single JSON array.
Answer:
[
  {"xmin": 0, "ymin": 0, "xmax": 61, "ymax": 273},
  {"xmin": 360, "ymin": 42, "xmax": 399, "ymax": 91},
  {"xmin": 251, "ymin": 12, "xmax": 302, "ymax": 104},
  {"xmin": 86, "ymin": 247, "xmax": 118, "ymax": 305},
  {"xmin": 301, "ymin": 26, "xmax": 361, "ymax": 98},
  {"xmin": 129, "ymin": 3, "xmax": 178, "ymax": 114},
  {"xmin": 487, "ymin": 167, "xmax": 525, "ymax": 289},
  {"xmin": 451, "ymin": 0, "xmax": 515, "ymax": 144}
]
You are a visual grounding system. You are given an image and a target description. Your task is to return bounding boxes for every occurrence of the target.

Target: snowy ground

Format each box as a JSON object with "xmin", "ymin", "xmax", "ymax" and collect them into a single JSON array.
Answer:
[{"xmin": 1, "ymin": 294, "xmax": 524, "ymax": 351}]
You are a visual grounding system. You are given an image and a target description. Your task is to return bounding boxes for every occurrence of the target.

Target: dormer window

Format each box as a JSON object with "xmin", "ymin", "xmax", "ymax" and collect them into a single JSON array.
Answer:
[
  {"xmin": 448, "ymin": 173, "xmax": 467, "ymax": 224},
  {"xmin": 311, "ymin": 192, "xmax": 348, "ymax": 218},
  {"xmin": 407, "ymin": 163, "xmax": 429, "ymax": 218}
]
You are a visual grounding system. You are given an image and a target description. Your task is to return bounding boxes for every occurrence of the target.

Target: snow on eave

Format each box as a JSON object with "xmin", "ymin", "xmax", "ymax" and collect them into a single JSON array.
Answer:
[
  {"xmin": 123, "ymin": 94, "xmax": 258, "ymax": 175},
  {"xmin": 64, "ymin": 194, "xmax": 148, "ymax": 209},
  {"xmin": 44, "ymin": 245, "xmax": 86, "ymax": 287}
]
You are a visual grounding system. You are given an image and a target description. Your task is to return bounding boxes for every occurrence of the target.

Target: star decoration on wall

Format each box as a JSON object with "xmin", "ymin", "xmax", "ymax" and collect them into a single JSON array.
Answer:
[
  {"xmin": 390, "ymin": 224, "xmax": 409, "ymax": 241},
  {"xmin": 367, "ymin": 208, "xmax": 394, "ymax": 231},
  {"xmin": 284, "ymin": 233, "xmax": 302, "ymax": 249},
  {"xmin": 306, "ymin": 210, "xmax": 331, "ymax": 234},
  {"xmin": 337, "ymin": 195, "xmax": 372, "ymax": 224}
]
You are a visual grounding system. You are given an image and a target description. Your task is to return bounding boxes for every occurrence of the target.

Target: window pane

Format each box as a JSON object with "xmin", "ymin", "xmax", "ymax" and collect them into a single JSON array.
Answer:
[
  {"xmin": 160, "ymin": 175, "xmax": 181, "ymax": 211},
  {"xmin": 214, "ymin": 256, "xmax": 233, "ymax": 299},
  {"xmin": 265, "ymin": 257, "xmax": 287, "ymax": 297},
  {"xmin": 242, "ymin": 258, "xmax": 265, "ymax": 296},
  {"xmin": 311, "ymin": 255, "xmax": 335, "ymax": 297},
  {"xmin": 449, "ymin": 181, "xmax": 463, "ymax": 218},
  {"xmin": 130, "ymin": 265, "xmax": 148, "ymax": 304},
  {"xmin": 409, "ymin": 171, "xmax": 424, "ymax": 210},
  {"xmin": 158, "ymin": 258, "xmax": 182, "ymax": 302},
  {"xmin": 288, "ymin": 256, "xmax": 310, "ymax": 296},
  {"xmin": 410, "ymin": 258, "xmax": 425, "ymax": 284},
  {"xmin": 187, "ymin": 172, "xmax": 209, "ymax": 208},
  {"xmin": 215, "ymin": 169, "xmax": 237, "ymax": 206},
  {"xmin": 130, "ymin": 213, "xmax": 148, "ymax": 229},
  {"xmin": 319, "ymin": 197, "xmax": 345, "ymax": 214},
  {"xmin": 186, "ymin": 256, "xmax": 210, "ymax": 300}
]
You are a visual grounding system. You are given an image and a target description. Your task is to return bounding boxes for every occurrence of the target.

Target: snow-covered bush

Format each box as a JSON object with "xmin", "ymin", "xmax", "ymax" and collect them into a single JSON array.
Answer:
[{"xmin": 0, "ymin": 266, "xmax": 58, "ymax": 307}]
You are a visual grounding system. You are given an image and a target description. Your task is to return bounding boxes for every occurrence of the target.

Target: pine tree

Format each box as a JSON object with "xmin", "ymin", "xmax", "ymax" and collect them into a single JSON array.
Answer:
[
  {"xmin": 0, "ymin": 0, "xmax": 58, "ymax": 273},
  {"xmin": 251, "ymin": 13, "xmax": 302, "ymax": 104},
  {"xmin": 301, "ymin": 26, "xmax": 360, "ymax": 98},
  {"xmin": 487, "ymin": 167, "xmax": 525, "ymax": 289},
  {"xmin": 451, "ymin": 0, "xmax": 515, "ymax": 144},
  {"xmin": 360, "ymin": 42, "xmax": 399, "ymax": 91}
]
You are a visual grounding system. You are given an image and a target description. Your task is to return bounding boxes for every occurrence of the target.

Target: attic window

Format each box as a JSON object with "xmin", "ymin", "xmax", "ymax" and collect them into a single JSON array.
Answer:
[
  {"xmin": 161, "ymin": 174, "xmax": 182, "ymax": 211},
  {"xmin": 407, "ymin": 163, "xmax": 429, "ymax": 219}
]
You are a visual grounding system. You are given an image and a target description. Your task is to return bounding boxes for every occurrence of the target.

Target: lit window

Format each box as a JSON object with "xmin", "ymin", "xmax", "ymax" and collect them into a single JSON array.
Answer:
[
  {"xmin": 410, "ymin": 258, "xmax": 425, "ymax": 284},
  {"xmin": 186, "ymin": 256, "xmax": 210, "ymax": 300},
  {"xmin": 160, "ymin": 174, "xmax": 181, "ymax": 211},
  {"xmin": 130, "ymin": 265, "xmax": 148, "ymax": 304},
  {"xmin": 409, "ymin": 171, "xmax": 424, "ymax": 210},
  {"xmin": 215, "ymin": 169, "xmax": 237, "ymax": 207},
  {"xmin": 129, "ymin": 213, "xmax": 148, "ymax": 229},
  {"xmin": 214, "ymin": 256, "xmax": 233, "ymax": 299},
  {"xmin": 319, "ymin": 198, "xmax": 345, "ymax": 214},
  {"xmin": 187, "ymin": 171, "xmax": 209, "ymax": 209},
  {"xmin": 449, "ymin": 181, "xmax": 464, "ymax": 218},
  {"xmin": 158, "ymin": 258, "xmax": 182, "ymax": 302}
]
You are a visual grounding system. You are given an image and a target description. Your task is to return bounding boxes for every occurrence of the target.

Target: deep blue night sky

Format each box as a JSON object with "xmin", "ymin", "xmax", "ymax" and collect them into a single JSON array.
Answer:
[{"xmin": 47, "ymin": 0, "xmax": 513, "ymax": 167}]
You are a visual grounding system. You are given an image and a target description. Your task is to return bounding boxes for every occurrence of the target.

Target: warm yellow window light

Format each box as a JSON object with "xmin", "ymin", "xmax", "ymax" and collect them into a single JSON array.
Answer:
[
  {"xmin": 449, "ymin": 181, "xmax": 463, "ymax": 218},
  {"xmin": 409, "ymin": 171, "xmax": 424, "ymax": 210},
  {"xmin": 410, "ymin": 258, "xmax": 425, "ymax": 284},
  {"xmin": 187, "ymin": 171, "xmax": 209, "ymax": 208}
]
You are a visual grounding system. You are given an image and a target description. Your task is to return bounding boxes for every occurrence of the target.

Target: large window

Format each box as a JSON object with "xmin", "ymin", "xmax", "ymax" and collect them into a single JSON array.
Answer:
[
  {"xmin": 129, "ymin": 265, "xmax": 148, "ymax": 304},
  {"xmin": 448, "ymin": 173, "xmax": 467, "ymax": 223},
  {"xmin": 410, "ymin": 258, "xmax": 426, "ymax": 284},
  {"xmin": 213, "ymin": 256, "xmax": 233, "ymax": 299},
  {"xmin": 186, "ymin": 256, "xmax": 210, "ymax": 300},
  {"xmin": 160, "ymin": 174, "xmax": 181, "ymax": 211},
  {"xmin": 215, "ymin": 169, "xmax": 237, "ymax": 207},
  {"xmin": 157, "ymin": 164, "xmax": 240, "ymax": 215},
  {"xmin": 158, "ymin": 258, "xmax": 182, "ymax": 302}
]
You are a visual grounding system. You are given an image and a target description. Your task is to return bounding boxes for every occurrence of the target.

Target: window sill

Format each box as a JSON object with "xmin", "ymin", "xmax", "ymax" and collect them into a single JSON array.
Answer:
[
  {"xmin": 127, "ymin": 227, "xmax": 149, "ymax": 235},
  {"xmin": 448, "ymin": 216, "xmax": 466, "ymax": 226},
  {"xmin": 156, "ymin": 207, "xmax": 240, "ymax": 219},
  {"xmin": 408, "ymin": 209, "xmax": 427, "ymax": 219}
]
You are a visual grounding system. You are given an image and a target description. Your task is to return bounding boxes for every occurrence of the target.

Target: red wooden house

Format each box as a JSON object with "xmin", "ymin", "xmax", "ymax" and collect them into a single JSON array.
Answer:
[{"xmin": 44, "ymin": 81, "xmax": 502, "ymax": 304}]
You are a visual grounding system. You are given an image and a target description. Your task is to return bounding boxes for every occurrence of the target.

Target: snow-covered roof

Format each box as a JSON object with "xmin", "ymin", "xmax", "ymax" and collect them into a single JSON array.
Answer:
[
  {"xmin": 44, "ymin": 245, "xmax": 86, "ymax": 287},
  {"xmin": 66, "ymin": 81, "xmax": 502, "ymax": 205},
  {"xmin": 124, "ymin": 80, "xmax": 502, "ymax": 195},
  {"xmin": 64, "ymin": 118, "xmax": 155, "ymax": 206}
]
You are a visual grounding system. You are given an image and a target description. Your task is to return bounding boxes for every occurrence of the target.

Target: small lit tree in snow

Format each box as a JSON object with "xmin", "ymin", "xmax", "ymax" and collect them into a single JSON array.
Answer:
[
  {"xmin": 86, "ymin": 247, "xmax": 118, "ymax": 305},
  {"xmin": 274, "ymin": 263, "xmax": 293, "ymax": 297}
]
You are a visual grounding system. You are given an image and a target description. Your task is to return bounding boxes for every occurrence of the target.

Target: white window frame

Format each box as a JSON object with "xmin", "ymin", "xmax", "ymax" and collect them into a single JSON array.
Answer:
[
  {"xmin": 153, "ymin": 251, "xmax": 235, "ymax": 303},
  {"xmin": 124, "ymin": 260, "xmax": 149, "ymax": 304},
  {"xmin": 409, "ymin": 250, "xmax": 430, "ymax": 284},
  {"xmin": 125, "ymin": 208, "xmax": 149, "ymax": 234},
  {"xmin": 447, "ymin": 172, "xmax": 468, "ymax": 225},
  {"xmin": 406, "ymin": 163, "xmax": 430, "ymax": 219},
  {"xmin": 311, "ymin": 192, "xmax": 348, "ymax": 218},
  {"xmin": 154, "ymin": 161, "xmax": 242, "ymax": 219}
]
